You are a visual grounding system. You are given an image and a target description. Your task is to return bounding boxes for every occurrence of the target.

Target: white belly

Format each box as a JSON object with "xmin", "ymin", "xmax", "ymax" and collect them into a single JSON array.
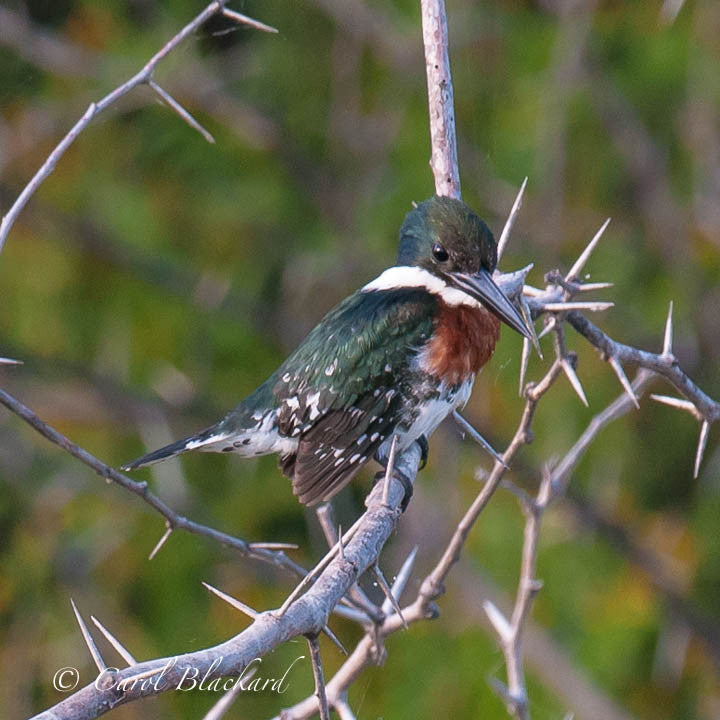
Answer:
[{"xmin": 379, "ymin": 378, "xmax": 474, "ymax": 459}]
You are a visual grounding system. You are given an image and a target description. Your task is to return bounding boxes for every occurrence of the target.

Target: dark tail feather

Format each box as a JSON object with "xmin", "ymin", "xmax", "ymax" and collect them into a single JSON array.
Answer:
[
  {"xmin": 121, "ymin": 422, "xmax": 226, "ymax": 470},
  {"xmin": 121, "ymin": 436, "xmax": 194, "ymax": 471}
]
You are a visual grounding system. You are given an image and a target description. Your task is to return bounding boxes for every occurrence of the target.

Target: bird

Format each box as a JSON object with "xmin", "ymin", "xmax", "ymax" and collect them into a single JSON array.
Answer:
[{"xmin": 122, "ymin": 196, "xmax": 530, "ymax": 507}]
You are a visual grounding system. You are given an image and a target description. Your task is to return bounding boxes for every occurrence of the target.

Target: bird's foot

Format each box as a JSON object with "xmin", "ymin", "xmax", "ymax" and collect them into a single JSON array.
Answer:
[
  {"xmin": 416, "ymin": 434, "xmax": 429, "ymax": 470},
  {"xmin": 372, "ymin": 469, "xmax": 414, "ymax": 512}
]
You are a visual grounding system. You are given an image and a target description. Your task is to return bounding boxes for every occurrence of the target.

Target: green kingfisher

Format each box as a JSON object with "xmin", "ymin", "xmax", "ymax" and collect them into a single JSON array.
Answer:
[{"xmin": 123, "ymin": 196, "xmax": 530, "ymax": 506}]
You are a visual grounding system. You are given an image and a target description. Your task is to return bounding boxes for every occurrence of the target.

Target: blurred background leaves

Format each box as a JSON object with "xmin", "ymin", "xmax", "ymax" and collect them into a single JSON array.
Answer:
[{"xmin": 0, "ymin": 0, "xmax": 718, "ymax": 718}]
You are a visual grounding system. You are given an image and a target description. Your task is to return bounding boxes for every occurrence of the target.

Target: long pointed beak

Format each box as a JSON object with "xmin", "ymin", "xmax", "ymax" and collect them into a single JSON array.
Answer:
[{"xmin": 448, "ymin": 267, "xmax": 531, "ymax": 338}]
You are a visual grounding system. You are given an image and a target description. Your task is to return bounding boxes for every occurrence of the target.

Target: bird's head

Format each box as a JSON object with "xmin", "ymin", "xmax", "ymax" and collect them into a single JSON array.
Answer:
[{"xmin": 397, "ymin": 196, "xmax": 530, "ymax": 338}]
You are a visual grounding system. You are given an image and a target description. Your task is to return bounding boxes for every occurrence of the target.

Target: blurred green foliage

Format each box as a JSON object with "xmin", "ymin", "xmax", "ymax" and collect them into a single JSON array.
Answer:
[{"xmin": 0, "ymin": 0, "xmax": 719, "ymax": 718}]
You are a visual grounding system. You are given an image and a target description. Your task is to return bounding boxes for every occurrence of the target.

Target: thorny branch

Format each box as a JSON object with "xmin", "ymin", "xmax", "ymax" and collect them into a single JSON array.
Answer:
[
  {"xmin": 25, "ymin": 446, "xmax": 421, "ymax": 720},
  {"xmin": 0, "ymin": 1, "xmax": 717, "ymax": 719},
  {"xmin": 0, "ymin": 387, "xmax": 304, "ymax": 576},
  {"xmin": 0, "ymin": 1, "xmax": 277, "ymax": 254}
]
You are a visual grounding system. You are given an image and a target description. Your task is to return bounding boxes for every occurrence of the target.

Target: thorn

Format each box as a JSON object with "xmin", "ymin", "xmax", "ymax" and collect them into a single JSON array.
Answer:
[
  {"xmin": 521, "ymin": 297, "xmax": 542, "ymax": 359},
  {"xmin": 321, "ymin": 623, "xmax": 347, "ymax": 655},
  {"xmin": 496, "ymin": 177, "xmax": 528, "ymax": 263},
  {"xmin": 497, "ymin": 264, "xmax": 535, "ymax": 296},
  {"xmin": 663, "ymin": 301, "xmax": 674, "ymax": 356},
  {"xmin": 487, "ymin": 675, "xmax": 513, "ymax": 705},
  {"xmin": 541, "ymin": 301, "xmax": 614, "ymax": 312},
  {"xmin": 694, "ymin": 421, "xmax": 710, "ymax": 479},
  {"xmin": 383, "ymin": 546, "xmax": 418, "ymax": 615},
  {"xmin": 566, "ymin": 218, "xmax": 611, "ymax": 281},
  {"xmin": 521, "ymin": 284, "xmax": 544, "ymax": 297},
  {"xmin": 649, "ymin": 394, "xmax": 700, "ymax": 418},
  {"xmin": 382, "ymin": 435, "xmax": 398, "ymax": 506},
  {"xmin": 316, "ymin": 508, "xmax": 382, "ymax": 623},
  {"xmin": 248, "ymin": 541, "xmax": 299, "ymax": 551},
  {"xmin": 70, "ymin": 599, "xmax": 106, "ymax": 672},
  {"xmin": 0, "ymin": 357, "xmax": 22, "ymax": 365},
  {"xmin": 537, "ymin": 316, "xmax": 556, "ymax": 339},
  {"xmin": 148, "ymin": 81, "xmax": 215, "ymax": 144},
  {"xmin": 608, "ymin": 356, "xmax": 640, "ymax": 409},
  {"xmin": 519, "ymin": 337, "xmax": 530, "ymax": 397},
  {"xmin": 315, "ymin": 502, "xmax": 338, "ymax": 550},
  {"xmin": 483, "ymin": 599, "xmax": 512, "ymax": 642},
  {"xmin": 527, "ymin": 578, "xmax": 544, "ymax": 594},
  {"xmin": 90, "ymin": 616, "xmax": 137, "ymax": 666},
  {"xmin": 201, "ymin": 669, "xmax": 250, "ymax": 720},
  {"xmin": 372, "ymin": 565, "xmax": 407, "ymax": 629},
  {"xmin": 500, "ymin": 478, "xmax": 535, "ymax": 509},
  {"xmin": 148, "ymin": 524, "xmax": 173, "ymax": 560},
  {"xmin": 202, "ymin": 582, "xmax": 259, "ymax": 619},
  {"xmin": 335, "ymin": 697, "xmax": 358, "ymax": 720},
  {"xmin": 331, "ymin": 603, "xmax": 370, "ymax": 624},
  {"xmin": 561, "ymin": 358, "xmax": 588, "ymax": 407},
  {"xmin": 452, "ymin": 410, "xmax": 508, "ymax": 468},
  {"xmin": 278, "ymin": 557, "xmax": 331, "ymax": 616},
  {"xmin": 337, "ymin": 524, "xmax": 345, "ymax": 562},
  {"xmin": 121, "ymin": 665, "xmax": 166, "ymax": 686},
  {"xmin": 221, "ymin": 7, "xmax": 279, "ymax": 33},
  {"xmin": 277, "ymin": 516, "xmax": 363, "ymax": 615},
  {"xmin": 574, "ymin": 281, "xmax": 614, "ymax": 292}
]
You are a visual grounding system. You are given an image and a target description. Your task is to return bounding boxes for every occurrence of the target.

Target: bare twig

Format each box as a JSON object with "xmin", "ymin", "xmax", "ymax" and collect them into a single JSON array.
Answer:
[
  {"xmin": 203, "ymin": 580, "xmax": 347, "ymax": 654},
  {"xmin": 485, "ymin": 473, "xmax": 551, "ymax": 720},
  {"xmin": 565, "ymin": 312, "xmax": 719, "ymax": 421},
  {"xmin": 277, "ymin": 517, "xmax": 363, "ymax": 616},
  {"xmin": 334, "ymin": 697, "xmax": 358, "ymax": 720},
  {"xmin": 315, "ymin": 505, "xmax": 381, "ymax": 623},
  {"xmin": 0, "ymin": 388, "xmax": 306, "ymax": 576},
  {"xmin": 551, "ymin": 370, "xmax": 654, "ymax": 495},
  {"xmin": 0, "ymin": 1, "xmax": 275, "ymax": 253},
  {"xmin": 420, "ymin": 0, "xmax": 460, "ymax": 198},
  {"xmin": 201, "ymin": 676, "xmax": 247, "ymax": 720},
  {"xmin": 306, "ymin": 634, "xmax": 331, "ymax": 720}
]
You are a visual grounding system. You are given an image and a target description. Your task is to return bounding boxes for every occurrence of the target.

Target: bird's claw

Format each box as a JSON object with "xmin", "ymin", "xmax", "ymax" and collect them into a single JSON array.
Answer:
[
  {"xmin": 416, "ymin": 434, "xmax": 429, "ymax": 470},
  {"xmin": 372, "ymin": 469, "xmax": 414, "ymax": 512}
]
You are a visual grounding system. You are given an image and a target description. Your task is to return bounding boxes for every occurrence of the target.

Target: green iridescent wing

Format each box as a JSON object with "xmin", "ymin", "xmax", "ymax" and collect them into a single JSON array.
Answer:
[{"xmin": 273, "ymin": 288, "xmax": 436, "ymax": 505}]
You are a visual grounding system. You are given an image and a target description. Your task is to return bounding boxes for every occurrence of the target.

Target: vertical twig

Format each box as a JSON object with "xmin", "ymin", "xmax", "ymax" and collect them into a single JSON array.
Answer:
[
  {"xmin": 306, "ymin": 634, "xmax": 331, "ymax": 720},
  {"xmin": 420, "ymin": 0, "xmax": 461, "ymax": 199}
]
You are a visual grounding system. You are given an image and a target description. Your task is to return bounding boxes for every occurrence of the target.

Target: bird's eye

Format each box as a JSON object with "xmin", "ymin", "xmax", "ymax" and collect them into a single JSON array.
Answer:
[{"xmin": 432, "ymin": 243, "xmax": 449, "ymax": 262}]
